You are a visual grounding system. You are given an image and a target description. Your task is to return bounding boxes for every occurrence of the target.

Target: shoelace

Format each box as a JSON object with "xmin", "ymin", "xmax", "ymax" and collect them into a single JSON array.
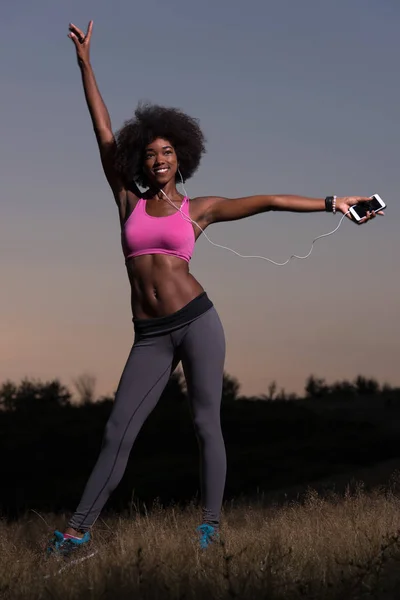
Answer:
[{"xmin": 197, "ymin": 524, "xmax": 218, "ymax": 550}]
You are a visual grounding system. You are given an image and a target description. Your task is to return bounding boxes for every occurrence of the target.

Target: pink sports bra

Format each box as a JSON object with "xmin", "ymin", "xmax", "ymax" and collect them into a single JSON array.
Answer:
[{"xmin": 121, "ymin": 197, "xmax": 195, "ymax": 263}]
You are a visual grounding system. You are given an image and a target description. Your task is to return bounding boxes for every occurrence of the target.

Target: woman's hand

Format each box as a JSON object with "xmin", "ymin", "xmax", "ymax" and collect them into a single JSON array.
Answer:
[
  {"xmin": 336, "ymin": 196, "xmax": 385, "ymax": 222},
  {"xmin": 68, "ymin": 21, "xmax": 93, "ymax": 66}
]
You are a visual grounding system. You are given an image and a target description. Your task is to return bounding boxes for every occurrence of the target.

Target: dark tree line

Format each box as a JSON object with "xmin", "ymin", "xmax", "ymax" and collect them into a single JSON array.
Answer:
[{"xmin": 0, "ymin": 372, "xmax": 399, "ymax": 518}]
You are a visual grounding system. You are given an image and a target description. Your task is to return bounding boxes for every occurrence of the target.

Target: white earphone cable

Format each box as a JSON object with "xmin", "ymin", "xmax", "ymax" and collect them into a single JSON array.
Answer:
[{"xmin": 158, "ymin": 175, "xmax": 350, "ymax": 266}]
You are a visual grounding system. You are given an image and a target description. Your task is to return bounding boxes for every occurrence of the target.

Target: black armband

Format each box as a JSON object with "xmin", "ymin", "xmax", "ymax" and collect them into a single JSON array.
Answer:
[{"xmin": 325, "ymin": 196, "xmax": 334, "ymax": 212}]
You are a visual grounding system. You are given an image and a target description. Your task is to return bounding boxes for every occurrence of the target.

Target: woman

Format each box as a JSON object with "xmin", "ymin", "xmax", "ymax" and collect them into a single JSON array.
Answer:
[{"xmin": 47, "ymin": 20, "xmax": 376, "ymax": 556}]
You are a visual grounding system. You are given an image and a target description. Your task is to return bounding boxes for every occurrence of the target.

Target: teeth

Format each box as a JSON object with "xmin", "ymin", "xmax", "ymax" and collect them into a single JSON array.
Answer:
[{"xmin": 155, "ymin": 168, "xmax": 168, "ymax": 173}]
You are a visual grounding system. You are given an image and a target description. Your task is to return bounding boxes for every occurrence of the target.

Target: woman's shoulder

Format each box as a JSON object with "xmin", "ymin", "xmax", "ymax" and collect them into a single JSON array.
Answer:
[
  {"xmin": 187, "ymin": 195, "xmax": 208, "ymax": 213},
  {"xmin": 187, "ymin": 195, "xmax": 221, "ymax": 223},
  {"xmin": 190, "ymin": 195, "xmax": 224, "ymax": 211},
  {"xmin": 190, "ymin": 194, "xmax": 223, "ymax": 202},
  {"xmin": 189, "ymin": 194, "xmax": 214, "ymax": 206}
]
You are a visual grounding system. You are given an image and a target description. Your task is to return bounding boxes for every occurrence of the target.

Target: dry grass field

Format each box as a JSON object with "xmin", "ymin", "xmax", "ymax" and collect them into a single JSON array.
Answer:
[{"xmin": 2, "ymin": 481, "xmax": 400, "ymax": 600}]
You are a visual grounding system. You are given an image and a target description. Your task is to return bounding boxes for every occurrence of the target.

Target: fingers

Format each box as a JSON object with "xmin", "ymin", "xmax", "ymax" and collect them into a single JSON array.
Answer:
[
  {"xmin": 364, "ymin": 211, "xmax": 376, "ymax": 223},
  {"xmin": 69, "ymin": 23, "xmax": 85, "ymax": 41},
  {"xmin": 344, "ymin": 198, "xmax": 385, "ymax": 225},
  {"xmin": 86, "ymin": 20, "xmax": 93, "ymax": 40},
  {"xmin": 68, "ymin": 31, "xmax": 80, "ymax": 49},
  {"xmin": 68, "ymin": 21, "xmax": 93, "ymax": 53}
]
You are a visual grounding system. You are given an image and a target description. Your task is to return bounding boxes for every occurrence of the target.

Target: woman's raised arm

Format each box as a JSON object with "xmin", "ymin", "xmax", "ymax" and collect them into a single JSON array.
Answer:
[{"xmin": 68, "ymin": 21, "xmax": 129, "ymax": 205}]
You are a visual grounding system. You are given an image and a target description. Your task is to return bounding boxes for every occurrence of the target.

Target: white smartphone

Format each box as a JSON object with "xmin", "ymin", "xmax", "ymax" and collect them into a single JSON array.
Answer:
[{"xmin": 349, "ymin": 194, "xmax": 386, "ymax": 224}]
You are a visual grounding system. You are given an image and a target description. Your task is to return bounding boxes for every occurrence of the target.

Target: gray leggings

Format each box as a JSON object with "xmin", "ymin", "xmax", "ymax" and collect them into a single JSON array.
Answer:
[{"xmin": 68, "ymin": 307, "xmax": 226, "ymax": 532}]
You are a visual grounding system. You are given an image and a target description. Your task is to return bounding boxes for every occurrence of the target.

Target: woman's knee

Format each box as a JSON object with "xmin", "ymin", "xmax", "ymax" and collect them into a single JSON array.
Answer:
[
  {"xmin": 193, "ymin": 410, "xmax": 223, "ymax": 442},
  {"xmin": 102, "ymin": 418, "xmax": 132, "ymax": 454}
]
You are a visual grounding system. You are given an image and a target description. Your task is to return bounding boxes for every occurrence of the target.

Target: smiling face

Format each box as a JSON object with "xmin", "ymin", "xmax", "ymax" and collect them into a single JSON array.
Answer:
[{"xmin": 143, "ymin": 138, "xmax": 179, "ymax": 187}]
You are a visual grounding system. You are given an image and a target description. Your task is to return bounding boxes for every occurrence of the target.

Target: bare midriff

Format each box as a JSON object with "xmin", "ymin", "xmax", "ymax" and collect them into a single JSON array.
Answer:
[{"xmin": 126, "ymin": 253, "xmax": 204, "ymax": 319}]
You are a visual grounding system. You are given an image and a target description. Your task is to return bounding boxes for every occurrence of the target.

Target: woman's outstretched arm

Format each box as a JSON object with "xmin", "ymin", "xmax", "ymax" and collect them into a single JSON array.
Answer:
[
  {"xmin": 199, "ymin": 194, "xmax": 380, "ymax": 225},
  {"xmin": 68, "ymin": 21, "xmax": 132, "ymax": 205}
]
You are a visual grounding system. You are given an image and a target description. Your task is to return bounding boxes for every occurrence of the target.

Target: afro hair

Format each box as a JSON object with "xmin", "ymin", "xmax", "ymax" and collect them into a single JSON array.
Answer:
[{"xmin": 114, "ymin": 102, "xmax": 206, "ymax": 188}]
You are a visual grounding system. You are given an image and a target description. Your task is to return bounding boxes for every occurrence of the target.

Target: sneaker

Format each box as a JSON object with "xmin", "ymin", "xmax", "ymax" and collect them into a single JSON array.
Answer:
[
  {"xmin": 196, "ymin": 523, "xmax": 219, "ymax": 550},
  {"xmin": 46, "ymin": 530, "xmax": 91, "ymax": 559}
]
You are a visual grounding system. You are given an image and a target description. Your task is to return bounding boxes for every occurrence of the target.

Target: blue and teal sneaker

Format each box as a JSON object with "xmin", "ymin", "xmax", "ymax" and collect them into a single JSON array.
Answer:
[
  {"xmin": 46, "ymin": 530, "xmax": 91, "ymax": 559},
  {"xmin": 196, "ymin": 523, "xmax": 220, "ymax": 550}
]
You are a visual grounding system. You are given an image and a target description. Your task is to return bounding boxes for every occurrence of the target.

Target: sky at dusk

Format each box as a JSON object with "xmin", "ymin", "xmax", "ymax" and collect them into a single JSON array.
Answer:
[{"xmin": 1, "ymin": 0, "xmax": 399, "ymax": 398}]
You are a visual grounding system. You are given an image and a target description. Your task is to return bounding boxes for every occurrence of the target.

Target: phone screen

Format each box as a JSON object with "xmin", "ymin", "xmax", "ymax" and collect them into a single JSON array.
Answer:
[{"xmin": 352, "ymin": 196, "xmax": 383, "ymax": 219}]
